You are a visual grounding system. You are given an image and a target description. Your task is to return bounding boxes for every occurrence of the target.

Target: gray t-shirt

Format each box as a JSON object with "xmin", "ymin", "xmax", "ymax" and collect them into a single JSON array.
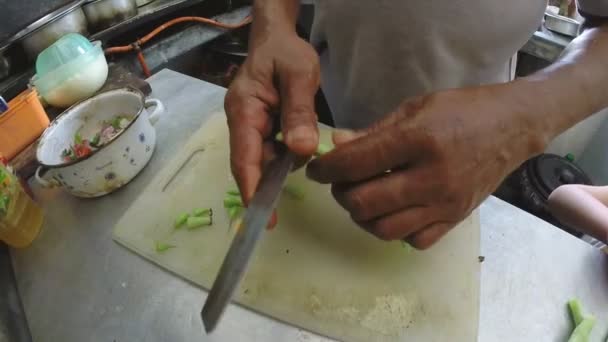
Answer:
[{"xmin": 310, "ymin": 0, "xmax": 608, "ymax": 129}]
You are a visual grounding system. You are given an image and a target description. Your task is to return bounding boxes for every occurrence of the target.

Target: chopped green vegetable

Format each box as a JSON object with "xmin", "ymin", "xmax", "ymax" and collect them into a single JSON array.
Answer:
[
  {"xmin": 0, "ymin": 195, "xmax": 9, "ymax": 216},
  {"xmin": 569, "ymin": 299, "xmax": 585, "ymax": 327},
  {"xmin": 186, "ymin": 216, "xmax": 212, "ymax": 230},
  {"xmin": 315, "ymin": 143, "xmax": 332, "ymax": 156},
  {"xmin": 174, "ymin": 213, "xmax": 190, "ymax": 229},
  {"xmin": 155, "ymin": 241, "xmax": 176, "ymax": 253},
  {"xmin": 193, "ymin": 208, "xmax": 213, "ymax": 217},
  {"xmin": 110, "ymin": 117, "xmax": 123, "ymax": 130},
  {"xmin": 90, "ymin": 133, "xmax": 101, "ymax": 147},
  {"xmin": 228, "ymin": 206, "xmax": 241, "ymax": 220},
  {"xmin": 227, "ymin": 189, "xmax": 240, "ymax": 196},
  {"xmin": 224, "ymin": 195, "xmax": 243, "ymax": 208},
  {"xmin": 400, "ymin": 240, "xmax": 413, "ymax": 252},
  {"xmin": 283, "ymin": 184, "xmax": 305, "ymax": 200},
  {"xmin": 568, "ymin": 316, "xmax": 595, "ymax": 342},
  {"xmin": 74, "ymin": 132, "xmax": 83, "ymax": 145}
]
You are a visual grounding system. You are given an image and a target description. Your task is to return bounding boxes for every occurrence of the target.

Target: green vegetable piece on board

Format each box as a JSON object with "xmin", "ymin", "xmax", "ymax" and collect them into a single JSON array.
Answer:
[
  {"xmin": 187, "ymin": 216, "xmax": 212, "ymax": 230},
  {"xmin": 224, "ymin": 195, "xmax": 243, "ymax": 208},
  {"xmin": 315, "ymin": 143, "xmax": 332, "ymax": 156},
  {"xmin": 193, "ymin": 208, "xmax": 213, "ymax": 217},
  {"xmin": 568, "ymin": 299, "xmax": 585, "ymax": 327},
  {"xmin": 226, "ymin": 189, "xmax": 240, "ymax": 196},
  {"xmin": 568, "ymin": 316, "xmax": 595, "ymax": 342},
  {"xmin": 155, "ymin": 241, "xmax": 176, "ymax": 253},
  {"xmin": 174, "ymin": 213, "xmax": 190, "ymax": 229},
  {"xmin": 228, "ymin": 206, "xmax": 241, "ymax": 220},
  {"xmin": 283, "ymin": 184, "xmax": 305, "ymax": 200}
]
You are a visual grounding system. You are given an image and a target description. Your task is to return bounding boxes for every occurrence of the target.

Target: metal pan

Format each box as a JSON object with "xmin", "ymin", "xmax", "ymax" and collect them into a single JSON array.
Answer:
[
  {"xmin": 83, "ymin": 0, "xmax": 138, "ymax": 32},
  {"xmin": 544, "ymin": 12, "xmax": 580, "ymax": 37}
]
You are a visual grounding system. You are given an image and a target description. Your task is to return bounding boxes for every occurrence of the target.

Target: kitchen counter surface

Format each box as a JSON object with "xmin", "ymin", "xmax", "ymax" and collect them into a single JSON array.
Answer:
[{"xmin": 12, "ymin": 69, "xmax": 608, "ymax": 342}]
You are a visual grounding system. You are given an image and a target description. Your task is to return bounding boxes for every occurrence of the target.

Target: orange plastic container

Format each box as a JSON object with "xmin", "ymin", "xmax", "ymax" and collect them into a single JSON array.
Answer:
[{"xmin": 0, "ymin": 89, "xmax": 50, "ymax": 160}]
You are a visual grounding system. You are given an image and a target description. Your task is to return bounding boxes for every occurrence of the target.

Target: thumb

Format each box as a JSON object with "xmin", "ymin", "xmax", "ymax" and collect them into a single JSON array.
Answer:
[{"xmin": 279, "ymin": 71, "xmax": 319, "ymax": 156}]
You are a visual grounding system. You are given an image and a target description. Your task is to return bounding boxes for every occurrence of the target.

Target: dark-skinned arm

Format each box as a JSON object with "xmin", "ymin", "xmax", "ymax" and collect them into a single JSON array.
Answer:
[
  {"xmin": 306, "ymin": 14, "xmax": 608, "ymax": 249},
  {"xmin": 520, "ymin": 16, "xmax": 608, "ymax": 144}
]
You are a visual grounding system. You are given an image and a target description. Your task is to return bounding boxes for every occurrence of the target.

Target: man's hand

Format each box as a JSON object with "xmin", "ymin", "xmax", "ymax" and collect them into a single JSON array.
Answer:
[
  {"xmin": 306, "ymin": 84, "xmax": 547, "ymax": 249},
  {"xmin": 225, "ymin": 23, "xmax": 320, "ymax": 204}
]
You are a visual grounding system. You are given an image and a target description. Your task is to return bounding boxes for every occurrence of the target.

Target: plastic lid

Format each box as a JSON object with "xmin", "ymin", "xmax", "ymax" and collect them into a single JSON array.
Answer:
[{"xmin": 35, "ymin": 33, "xmax": 95, "ymax": 77}]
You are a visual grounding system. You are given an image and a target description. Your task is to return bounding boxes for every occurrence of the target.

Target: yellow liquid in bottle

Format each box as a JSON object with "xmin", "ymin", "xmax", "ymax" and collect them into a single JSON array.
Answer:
[{"xmin": 0, "ymin": 170, "xmax": 43, "ymax": 248}]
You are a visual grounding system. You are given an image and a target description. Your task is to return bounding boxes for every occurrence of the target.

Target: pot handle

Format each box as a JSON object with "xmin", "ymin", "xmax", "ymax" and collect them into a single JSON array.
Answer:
[
  {"xmin": 35, "ymin": 166, "xmax": 59, "ymax": 188},
  {"xmin": 144, "ymin": 98, "xmax": 165, "ymax": 125}
]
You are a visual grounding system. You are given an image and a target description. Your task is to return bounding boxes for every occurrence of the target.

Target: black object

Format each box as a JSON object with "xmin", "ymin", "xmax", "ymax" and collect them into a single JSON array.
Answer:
[{"xmin": 494, "ymin": 153, "xmax": 593, "ymax": 237}]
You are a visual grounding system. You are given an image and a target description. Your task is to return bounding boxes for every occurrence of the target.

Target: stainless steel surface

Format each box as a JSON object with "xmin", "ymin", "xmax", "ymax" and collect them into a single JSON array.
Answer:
[
  {"xmin": 521, "ymin": 26, "xmax": 572, "ymax": 62},
  {"xmin": 89, "ymin": 0, "xmax": 207, "ymax": 41},
  {"xmin": 544, "ymin": 12, "xmax": 581, "ymax": 37},
  {"xmin": 136, "ymin": 0, "xmax": 156, "ymax": 7},
  {"xmin": 10, "ymin": 69, "xmax": 608, "ymax": 342},
  {"xmin": 21, "ymin": 5, "xmax": 88, "ymax": 60},
  {"xmin": 0, "ymin": 0, "xmax": 87, "ymax": 55},
  {"xmin": 0, "ymin": 244, "xmax": 32, "ymax": 342},
  {"xmin": 202, "ymin": 147, "xmax": 296, "ymax": 333},
  {"xmin": 83, "ymin": 0, "xmax": 138, "ymax": 32}
]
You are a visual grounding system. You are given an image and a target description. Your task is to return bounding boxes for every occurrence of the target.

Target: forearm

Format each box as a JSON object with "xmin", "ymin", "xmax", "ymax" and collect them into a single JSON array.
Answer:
[
  {"xmin": 516, "ymin": 21, "xmax": 608, "ymax": 145},
  {"xmin": 251, "ymin": 0, "xmax": 300, "ymax": 42}
]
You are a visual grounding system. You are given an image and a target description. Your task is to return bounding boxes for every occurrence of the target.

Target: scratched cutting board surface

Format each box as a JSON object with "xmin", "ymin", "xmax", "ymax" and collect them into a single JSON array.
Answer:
[{"xmin": 113, "ymin": 113, "xmax": 480, "ymax": 342}]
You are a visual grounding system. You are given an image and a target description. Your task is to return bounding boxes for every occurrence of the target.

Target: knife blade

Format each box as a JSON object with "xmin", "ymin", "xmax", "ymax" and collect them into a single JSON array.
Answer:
[{"xmin": 201, "ymin": 145, "xmax": 296, "ymax": 333}]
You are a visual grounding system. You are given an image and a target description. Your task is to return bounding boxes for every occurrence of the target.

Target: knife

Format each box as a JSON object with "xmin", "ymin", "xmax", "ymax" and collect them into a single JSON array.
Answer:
[{"xmin": 201, "ymin": 144, "xmax": 296, "ymax": 333}]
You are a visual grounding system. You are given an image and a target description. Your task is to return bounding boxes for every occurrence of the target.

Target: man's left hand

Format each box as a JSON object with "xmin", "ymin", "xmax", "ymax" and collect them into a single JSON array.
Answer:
[{"xmin": 306, "ymin": 84, "xmax": 547, "ymax": 249}]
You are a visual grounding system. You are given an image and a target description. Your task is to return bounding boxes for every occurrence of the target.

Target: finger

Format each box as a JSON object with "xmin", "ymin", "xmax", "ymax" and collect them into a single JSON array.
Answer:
[
  {"xmin": 307, "ymin": 125, "xmax": 425, "ymax": 184},
  {"xmin": 330, "ymin": 95, "xmax": 426, "ymax": 147},
  {"xmin": 267, "ymin": 210, "xmax": 278, "ymax": 230},
  {"xmin": 405, "ymin": 222, "xmax": 454, "ymax": 250},
  {"xmin": 278, "ymin": 69, "xmax": 319, "ymax": 156},
  {"xmin": 226, "ymin": 91, "xmax": 276, "ymax": 204},
  {"xmin": 358, "ymin": 207, "xmax": 440, "ymax": 241},
  {"xmin": 330, "ymin": 169, "xmax": 441, "ymax": 222}
]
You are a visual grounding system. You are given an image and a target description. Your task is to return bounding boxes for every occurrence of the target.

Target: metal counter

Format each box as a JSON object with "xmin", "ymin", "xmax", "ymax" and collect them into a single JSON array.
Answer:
[{"xmin": 11, "ymin": 69, "xmax": 608, "ymax": 342}]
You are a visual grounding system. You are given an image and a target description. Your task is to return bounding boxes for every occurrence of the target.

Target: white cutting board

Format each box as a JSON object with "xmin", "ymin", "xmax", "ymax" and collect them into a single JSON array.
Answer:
[{"xmin": 113, "ymin": 112, "xmax": 480, "ymax": 342}]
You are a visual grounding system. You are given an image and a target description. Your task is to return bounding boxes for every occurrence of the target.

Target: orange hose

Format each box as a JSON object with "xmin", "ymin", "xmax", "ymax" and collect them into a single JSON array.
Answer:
[
  {"xmin": 104, "ymin": 15, "xmax": 252, "ymax": 54},
  {"xmin": 136, "ymin": 50, "xmax": 151, "ymax": 78}
]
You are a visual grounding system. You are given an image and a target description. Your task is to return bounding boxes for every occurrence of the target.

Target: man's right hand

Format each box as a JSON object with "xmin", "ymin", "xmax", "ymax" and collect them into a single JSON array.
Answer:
[{"xmin": 225, "ymin": 24, "xmax": 320, "ymax": 204}]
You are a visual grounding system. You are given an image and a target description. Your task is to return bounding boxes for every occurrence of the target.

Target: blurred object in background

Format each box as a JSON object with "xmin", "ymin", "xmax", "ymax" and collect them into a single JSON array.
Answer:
[
  {"xmin": 0, "ymin": 89, "xmax": 49, "ymax": 160},
  {"xmin": 0, "ymin": 160, "xmax": 43, "ymax": 248},
  {"xmin": 548, "ymin": 0, "xmax": 578, "ymax": 18}
]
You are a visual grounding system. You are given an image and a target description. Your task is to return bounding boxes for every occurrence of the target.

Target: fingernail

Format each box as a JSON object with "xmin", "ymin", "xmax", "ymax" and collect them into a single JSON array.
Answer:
[{"xmin": 286, "ymin": 126, "xmax": 314, "ymax": 147}]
